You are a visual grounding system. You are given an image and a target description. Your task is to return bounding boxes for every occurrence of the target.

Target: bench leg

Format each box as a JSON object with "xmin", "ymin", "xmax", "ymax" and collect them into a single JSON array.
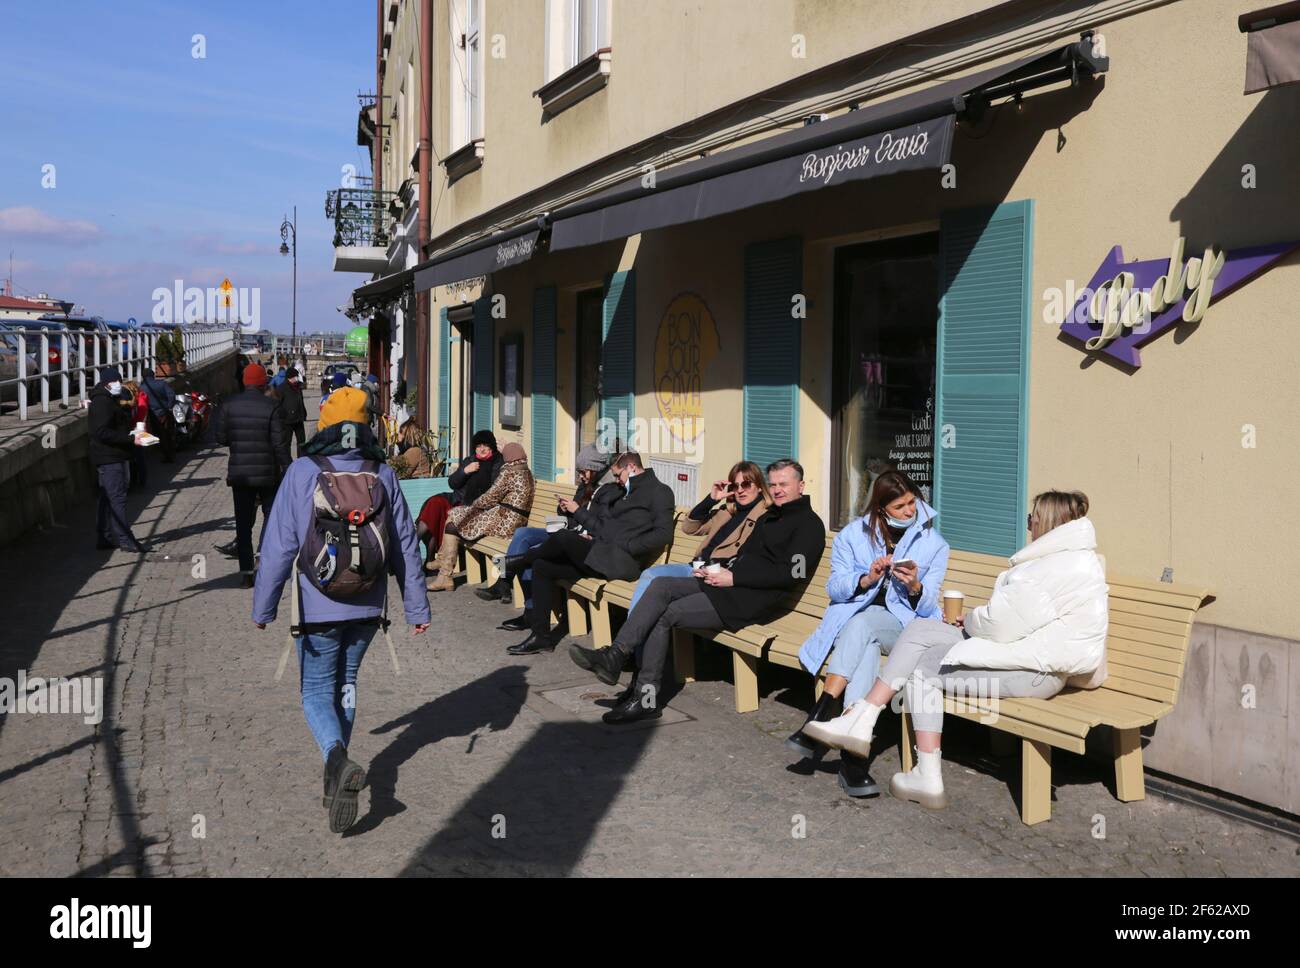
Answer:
[
  {"xmin": 566, "ymin": 594, "xmax": 589, "ymax": 636},
  {"xmin": 486, "ymin": 556, "xmax": 501, "ymax": 585},
  {"xmin": 1113, "ymin": 727, "xmax": 1146, "ymax": 802},
  {"xmin": 672, "ymin": 630, "xmax": 695, "ymax": 683},
  {"xmin": 511, "ymin": 576, "xmax": 525, "ymax": 609},
  {"xmin": 813, "ymin": 676, "xmax": 824, "ymax": 701},
  {"xmin": 732, "ymin": 652, "xmax": 759, "ymax": 714},
  {"xmin": 465, "ymin": 550, "xmax": 485, "ymax": 585},
  {"xmin": 1021, "ymin": 738, "xmax": 1052, "ymax": 825},
  {"xmin": 590, "ymin": 599, "xmax": 612, "ymax": 649},
  {"xmin": 899, "ymin": 712, "xmax": 915, "ymax": 774}
]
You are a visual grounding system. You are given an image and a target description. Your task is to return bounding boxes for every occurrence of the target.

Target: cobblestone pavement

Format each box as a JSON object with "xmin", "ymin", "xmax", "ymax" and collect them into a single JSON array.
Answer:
[{"xmin": 2, "ymin": 422, "xmax": 1298, "ymax": 877}]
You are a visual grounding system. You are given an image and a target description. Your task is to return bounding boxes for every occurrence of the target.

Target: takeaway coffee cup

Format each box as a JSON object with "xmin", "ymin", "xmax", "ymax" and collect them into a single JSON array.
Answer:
[
  {"xmin": 134, "ymin": 421, "xmax": 146, "ymax": 435},
  {"xmin": 545, "ymin": 516, "xmax": 566, "ymax": 533},
  {"xmin": 943, "ymin": 589, "xmax": 964, "ymax": 623},
  {"xmin": 705, "ymin": 563, "xmax": 723, "ymax": 575},
  {"xmin": 691, "ymin": 559, "xmax": 706, "ymax": 571}
]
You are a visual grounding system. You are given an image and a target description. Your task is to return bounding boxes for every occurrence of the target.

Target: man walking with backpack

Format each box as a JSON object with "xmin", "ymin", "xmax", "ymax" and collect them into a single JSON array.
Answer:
[{"xmin": 252, "ymin": 386, "xmax": 430, "ymax": 834}]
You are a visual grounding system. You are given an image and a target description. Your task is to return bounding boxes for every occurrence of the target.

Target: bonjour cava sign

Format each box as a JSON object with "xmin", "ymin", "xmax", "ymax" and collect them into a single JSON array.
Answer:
[{"xmin": 1059, "ymin": 236, "xmax": 1299, "ymax": 367}]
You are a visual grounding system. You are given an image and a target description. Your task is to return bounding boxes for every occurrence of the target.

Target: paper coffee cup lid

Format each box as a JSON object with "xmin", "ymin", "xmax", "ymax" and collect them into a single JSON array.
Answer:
[{"xmin": 943, "ymin": 589, "xmax": 964, "ymax": 597}]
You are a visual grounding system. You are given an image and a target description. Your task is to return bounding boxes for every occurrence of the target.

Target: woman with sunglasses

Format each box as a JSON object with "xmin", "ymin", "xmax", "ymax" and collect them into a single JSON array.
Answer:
[
  {"xmin": 787, "ymin": 470, "xmax": 950, "ymax": 797},
  {"xmin": 626, "ymin": 461, "xmax": 772, "ymax": 610}
]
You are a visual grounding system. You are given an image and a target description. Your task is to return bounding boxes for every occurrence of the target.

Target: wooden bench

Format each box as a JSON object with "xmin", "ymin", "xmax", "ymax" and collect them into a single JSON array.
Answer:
[{"xmin": 908, "ymin": 549, "xmax": 1212, "ymax": 823}]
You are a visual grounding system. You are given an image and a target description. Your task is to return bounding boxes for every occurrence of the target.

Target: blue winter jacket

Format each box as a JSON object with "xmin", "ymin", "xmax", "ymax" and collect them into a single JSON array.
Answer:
[
  {"xmin": 797, "ymin": 499, "xmax": 949, "ymax": 674},
  {"xmin": 252, "ymin": 450, "xmax": 432, "ymax": 627}
]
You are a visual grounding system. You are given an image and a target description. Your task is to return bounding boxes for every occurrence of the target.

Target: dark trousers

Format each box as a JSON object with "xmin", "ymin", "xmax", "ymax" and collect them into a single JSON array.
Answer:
[
  {"xmin": 147, "ymin": 409, "xmax": 175, "ymax": 461},
  {"xmin": 528, "ymin": 530, "xmax": 602, "ymax": 633},
  {"xmin": 232, "ymin": 484, "xmax": 278, "ymax": 573},
  {"xmin": 96, "ymin": 461, "xmax": 137, "ymax": 548},
  {"xmin": 613, "ymin": 576, "xmax": 724, "ymax": 693},
  {"xmin": 289, "ymin": 422, "xmax": 306, "ymax": 456}
]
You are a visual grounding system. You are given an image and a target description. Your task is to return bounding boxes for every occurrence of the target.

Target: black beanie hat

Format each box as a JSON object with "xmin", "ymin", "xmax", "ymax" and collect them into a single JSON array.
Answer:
[{"xmin": 471, "ymin": 429, "xmax": 498, "ymax": 452}]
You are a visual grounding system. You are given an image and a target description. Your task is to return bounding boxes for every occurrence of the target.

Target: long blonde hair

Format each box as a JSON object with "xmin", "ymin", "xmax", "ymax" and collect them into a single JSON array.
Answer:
[{"xmin": 1029, "ymin": 490, "xmax": 1089, "ymax": 541}]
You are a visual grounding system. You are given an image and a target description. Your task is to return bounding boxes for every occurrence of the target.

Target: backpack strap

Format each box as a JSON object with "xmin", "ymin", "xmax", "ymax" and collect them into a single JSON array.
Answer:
[{"xmin": 309, "ymin": 455, "xmax": 333, "ymax": 473}]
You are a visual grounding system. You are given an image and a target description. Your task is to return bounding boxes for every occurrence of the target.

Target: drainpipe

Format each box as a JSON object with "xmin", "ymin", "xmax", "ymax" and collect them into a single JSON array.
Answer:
[
  {"xmin": 416, "ymin": 0, "xmax": 433, "ymax": 430},
  {"xmin": 375, "ymin": 0, "xmax": 383, "ymax": 200}
]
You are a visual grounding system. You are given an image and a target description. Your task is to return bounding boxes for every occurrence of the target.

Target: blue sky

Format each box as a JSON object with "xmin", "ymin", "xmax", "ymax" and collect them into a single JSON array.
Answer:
[{"xmin": 0, "ymin": 0, "xmax": 375, "ymax": 333}]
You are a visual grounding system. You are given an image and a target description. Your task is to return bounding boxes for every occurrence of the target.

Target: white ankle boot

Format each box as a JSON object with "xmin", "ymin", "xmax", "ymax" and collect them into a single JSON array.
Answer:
[
  {"xmin": 889, "ymin": 748, "xmax": 948, "ymax": 809},
  {"xmin": 802, "ymin": 700, "xmax": 884, "ymax": 757}
]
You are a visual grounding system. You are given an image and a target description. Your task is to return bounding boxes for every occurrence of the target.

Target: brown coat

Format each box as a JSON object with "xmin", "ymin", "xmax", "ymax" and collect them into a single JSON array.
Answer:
[
  {"xmin": 447, "ymin": 457, "xmax": 535, "ymax": 541},
  {"xmin": 682, "ymin": 497, "xmax": 772, "ymax": 561}
]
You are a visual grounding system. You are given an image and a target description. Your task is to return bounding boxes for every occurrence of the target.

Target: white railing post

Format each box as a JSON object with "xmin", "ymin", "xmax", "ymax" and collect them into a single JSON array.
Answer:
[
  {"xmin": 77, "ymin": 333, "xmax": 87, "ymax": 401},
  {"xmin": 92, "ymin": 331, "xmax": 101, "ymax": 387},
  {"xmin": 17, "ymin": 331, "xmax": 28, "ymax": 422},
  {"xmin": 59, "ymin": 330, "xmax": 70, "ymax": 408},
  {"xmin": 39, "ymin": 328, "xmax": 50, "ymax": 414}
]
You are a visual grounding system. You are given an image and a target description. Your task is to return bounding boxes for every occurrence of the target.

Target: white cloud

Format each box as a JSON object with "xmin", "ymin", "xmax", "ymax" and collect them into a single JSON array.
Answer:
[{"xmin": 0, "ymin": 206, "xmax": 103, "ymax": 245}]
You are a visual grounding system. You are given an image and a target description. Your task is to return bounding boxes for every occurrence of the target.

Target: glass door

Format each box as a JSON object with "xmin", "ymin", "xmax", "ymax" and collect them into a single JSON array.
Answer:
[{"xmin": 830, "ymin": 232, "xmax": 939, "ymax": 528}]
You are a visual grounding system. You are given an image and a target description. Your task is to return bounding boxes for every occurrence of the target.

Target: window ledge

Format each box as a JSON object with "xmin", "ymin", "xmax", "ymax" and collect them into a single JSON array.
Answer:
[
  {"xmin": 534, "ymin": 48, "xmax": 611, "ymax": 119},
  {"xmin": 442, "ymin": 138, "xmax": 484, "ymax": 184}
]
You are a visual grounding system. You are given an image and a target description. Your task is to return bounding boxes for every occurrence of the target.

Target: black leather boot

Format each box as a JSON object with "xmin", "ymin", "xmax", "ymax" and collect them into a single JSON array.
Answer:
[
  {"xmin": 569, "ymin": 642, "xmax": 628, "ymax": 685},
  {"xmin": 507, "ymin": 628, "xmax": 561, "ymax": 655},
  {"xmin": 323, "ymin": 744, "xmax": 366, "ymax": 833},
  {"xmin": 476, "ymin": 578, "xmax": 511, "ymax": 602},
  {"xmin": 786, "ymin": 690, "xmax": 843, "ymax": 761},
  {"xmin": 499, "ymin": 611, "xmax": 531, "ymax": 632},
  {"xmin": 500, "ymin": 554, "xmax": 529, "ymax": 581},
  {"xmin": 838, "ymin": 752, "xmax": 880, "ymax": 798},
  {"xmin": 601, "ymin": 681, "xmax": 662, "ymax": 724}
]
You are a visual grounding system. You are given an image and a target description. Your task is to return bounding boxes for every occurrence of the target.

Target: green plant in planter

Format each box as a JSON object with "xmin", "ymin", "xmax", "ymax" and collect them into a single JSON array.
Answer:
[{"xmin": 403, "ymin": 387, "xmax": 419, "ymax": 409}]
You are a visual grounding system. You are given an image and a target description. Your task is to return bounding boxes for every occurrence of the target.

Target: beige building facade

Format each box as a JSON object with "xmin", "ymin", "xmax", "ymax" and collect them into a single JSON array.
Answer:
[{"xmin": 357, "ymin": 0, "xmax": 1300, "ymax": 814}]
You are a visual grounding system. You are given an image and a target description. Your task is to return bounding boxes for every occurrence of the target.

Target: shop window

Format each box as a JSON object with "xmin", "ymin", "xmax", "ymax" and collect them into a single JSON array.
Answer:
[{"xmin": 830, "ymin": 232, "xmax": 940, "ymax": 529}]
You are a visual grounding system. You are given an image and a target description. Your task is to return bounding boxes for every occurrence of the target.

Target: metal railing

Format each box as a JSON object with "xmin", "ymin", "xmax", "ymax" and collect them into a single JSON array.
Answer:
[
  {"xmin": 0, "ymin": 325, "xmax": 239, "ymax": 423},
  {"xmin": 325, "ymin": 187, "xmax": 397, "ymax": 248}
]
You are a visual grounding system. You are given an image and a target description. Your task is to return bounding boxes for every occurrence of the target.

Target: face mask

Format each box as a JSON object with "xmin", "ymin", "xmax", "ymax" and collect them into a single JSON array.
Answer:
[
  {"xmin": 885, "ymin": 513, "xmax": 914, "ymax": 530},
  {"xmin": 107, "ymin": 382, "xmax": 122, "ymax": 396}
]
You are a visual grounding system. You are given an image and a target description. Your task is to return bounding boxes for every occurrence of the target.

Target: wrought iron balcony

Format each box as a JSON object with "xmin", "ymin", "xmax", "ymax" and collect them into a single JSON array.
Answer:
[{"xmin": 325, "ymin": 187, "xmax": 397, "ymax": 248}]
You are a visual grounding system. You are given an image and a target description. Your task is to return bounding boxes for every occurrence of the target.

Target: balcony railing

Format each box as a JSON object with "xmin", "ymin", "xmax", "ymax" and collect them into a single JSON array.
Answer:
[{"xmin": 325, "ymin": 187, "xmax": 397, "ymax": 248}]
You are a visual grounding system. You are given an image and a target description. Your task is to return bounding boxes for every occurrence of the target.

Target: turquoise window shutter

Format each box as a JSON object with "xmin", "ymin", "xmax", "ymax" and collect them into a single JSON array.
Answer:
[
  {"xmin": 472, "ymin": 296, "xmax": 494, "ymax": 434},
  {"xmin": 437, "ymin": 306, "xmax": 451, "ymax": 446},
  {"xmin": 531, "ymin": 286, "xmax": 557, "ymax": 481},
  {"xmin": 600, "ymin": 269, "xmax": 635, "ymax": 444},
  {"xmin": 934, "ymin": 199, "xmax": 1033, "ymax": 558},
  {"xmin": 743, "ymin": 237, "xmax": 801, "ymax": 469}
]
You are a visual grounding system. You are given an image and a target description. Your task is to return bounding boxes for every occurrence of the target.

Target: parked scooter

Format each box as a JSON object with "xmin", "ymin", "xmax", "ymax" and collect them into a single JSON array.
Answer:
[{"xmin": 171, "ymin": 390, "xmax": 210, "ymax": 448}]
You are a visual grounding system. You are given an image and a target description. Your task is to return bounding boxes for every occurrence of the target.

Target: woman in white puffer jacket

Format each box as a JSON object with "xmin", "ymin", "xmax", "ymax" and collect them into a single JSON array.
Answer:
[{"xmin": 804, "ymin": 490, "xmax": 1108, "ymax": 809}]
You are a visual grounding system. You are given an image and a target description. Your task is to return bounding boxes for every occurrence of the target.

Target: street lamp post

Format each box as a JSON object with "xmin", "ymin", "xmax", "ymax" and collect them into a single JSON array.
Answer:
[{"xmin": 280, "ymin": 206, "xmax": 297, "ymax": 351}]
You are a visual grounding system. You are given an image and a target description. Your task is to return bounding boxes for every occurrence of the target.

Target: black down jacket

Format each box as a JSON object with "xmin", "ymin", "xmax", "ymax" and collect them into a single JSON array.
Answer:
[
  {"xmin": 87, "ymin": 384, "xmax": 136, "ymax": 466},
  {"xmin": 215, "ymin": 387, "xmax": 291, "ymax": 488}
]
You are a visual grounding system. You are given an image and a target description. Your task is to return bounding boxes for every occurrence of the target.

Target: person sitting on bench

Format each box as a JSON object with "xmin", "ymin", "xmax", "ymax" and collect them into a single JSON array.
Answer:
[
  {"xmin": 803, "ymin": 490, "xmax": 1108, "ymax": 811},
  {"xmin": 569, "ymin": 458, "xmax": 826, "ymax": 725},
  {"xmin": 501, "ymin": 451, "xmax": 675, "ymax": 656},
  {"xmin": 786, "ymin": 470, "xmax": 950, "ymax": 799}
]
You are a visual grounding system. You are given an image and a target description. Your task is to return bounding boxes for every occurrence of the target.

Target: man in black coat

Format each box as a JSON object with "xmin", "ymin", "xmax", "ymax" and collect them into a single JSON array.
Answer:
[
  {"xmin": 571, "ymin": 458, "xmax": 827, "ymax": 724},
  {"xmin": 503, "ymin": 452, "xmax": 675, "ymax": 656},
  {"xmin": 215, "ymin": 363, "xmax": 291, "ymax": 586},
  {"xmin": 279, "ymin": 367, "xmax": 308, "ymax": 456},
  {"xmin": 89, "ymin": 366, "xmax": 147, "ymax": 551}
]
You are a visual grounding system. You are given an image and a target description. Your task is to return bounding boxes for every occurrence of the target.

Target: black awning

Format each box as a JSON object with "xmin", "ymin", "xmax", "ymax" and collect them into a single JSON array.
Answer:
[
  {"xmin": 352, "ymin": 266, "xmax": 414, "ymax": 307},
  {"xmin": 413, "ymin": 227, "xmax": 542, "ymax": 292},
  {"xmin": 549, "ymin": 40, "xmax": 1105, "ymax": 252},
  {"xmin": 1240, "ymin": 2, "xmax": 1300, "ymax": 92}
]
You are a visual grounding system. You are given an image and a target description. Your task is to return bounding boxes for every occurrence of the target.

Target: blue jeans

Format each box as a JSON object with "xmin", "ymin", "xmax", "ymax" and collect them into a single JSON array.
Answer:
[
  {"xmin": 297, "ymin": 622, "xmax": 378, "ymax": 761},
  {"xmin": 824, "ymin": 605, "xmax": 904, "ymax": 707},
  {"xmin": 629, "ymin": 562, "xmax": 697, "ymax": 611},
  {"xmin": 507, "ymin": 526, "xmax": 549, "ymax": 609}
]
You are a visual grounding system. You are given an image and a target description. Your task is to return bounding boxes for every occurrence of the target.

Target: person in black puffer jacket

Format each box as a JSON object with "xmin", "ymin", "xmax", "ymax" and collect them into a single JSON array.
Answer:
[
  {"xmin": 413, "ymin": 429, "xmax": 503, "ymax": 569},
  {"xmin": 215, "ymin": 363, "xmax": 292, "ymax": 585},
  {"xmin": 89, "ymin": 366, "xmax": 146, "ymax": 552},
  {"xmin": 279, "ymin": 367, "xmax": 308, "ymax": 456}
]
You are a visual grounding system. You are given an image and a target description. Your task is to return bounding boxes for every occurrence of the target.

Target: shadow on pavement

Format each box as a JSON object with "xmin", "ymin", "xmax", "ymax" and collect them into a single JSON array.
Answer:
[
  {"xmin": 397, "ymin": 695, "xmax": 657, "ymax": 876},
  {"xmin": 347, "ymin": 665, "xmax": 532, "ymax": 837}
]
